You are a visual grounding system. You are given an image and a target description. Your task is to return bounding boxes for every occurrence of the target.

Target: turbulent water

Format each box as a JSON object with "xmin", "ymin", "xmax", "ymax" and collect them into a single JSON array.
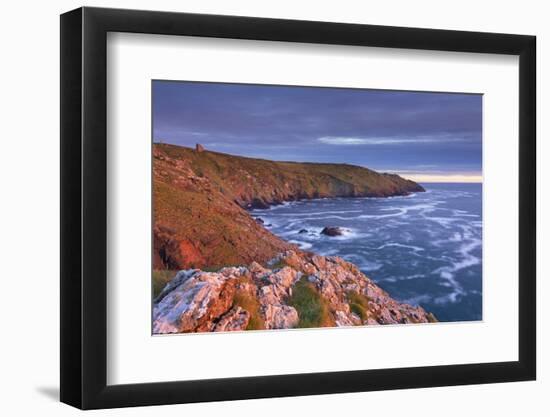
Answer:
[{"xmin": 251, "ymin": 183, "xmax": 482, "ymax": 322}]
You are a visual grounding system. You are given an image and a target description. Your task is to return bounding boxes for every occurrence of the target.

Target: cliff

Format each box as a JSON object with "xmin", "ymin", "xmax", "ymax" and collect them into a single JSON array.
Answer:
[
  {"xmin": 156, "ymin": 143, "xmax": 424, "ymax": 209},
  {"xmin": 153, "ymin": 250, "xmax": 436, "ymax": 333},
  {"xmin": 153, "ymin": 143, "xmax": 424, "ymax": 270}
]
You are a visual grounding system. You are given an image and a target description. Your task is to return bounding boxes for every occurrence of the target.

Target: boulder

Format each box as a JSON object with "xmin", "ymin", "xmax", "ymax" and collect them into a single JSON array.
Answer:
[
  {"xmin": 320, "ymin": 226, "xmax": 344, "ymax": 236},
  {"xmin": 152, "ymin": 271, "xmax": 237, "ymax": 334},
  {"xmin": 154, "ymin": 269, "xmax": 198, "ymax": 303},
  {"xmin": 262, "ymin": 304, "xmax": 299, "ymax": 329},
  {"xmin": 213, "ymin": 307, "xmax": 250, "ymax": 332}
]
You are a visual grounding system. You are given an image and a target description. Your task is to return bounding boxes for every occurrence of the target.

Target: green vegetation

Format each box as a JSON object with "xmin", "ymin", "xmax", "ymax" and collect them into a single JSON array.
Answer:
[
  {"xmin": 346, "ymin": 291, "xmax": 371, "ymax": 322},
  {"xmin": 152, "ymin": 270, "xmax": 178, "ymax": 298},
  {"xmin": 232, "ymin": 279, "xmax": 265, "ymax": 330},
  {"xmin": 233, "ymin": 293, "xmax": 264, "ymax": 330},
  {"xmin": 156, "ymin": 143, "xmax": 423, "ymax": 207},
  {"xmin": 287, "ymin": 278, "xmax": 334, "ymax": 328}
]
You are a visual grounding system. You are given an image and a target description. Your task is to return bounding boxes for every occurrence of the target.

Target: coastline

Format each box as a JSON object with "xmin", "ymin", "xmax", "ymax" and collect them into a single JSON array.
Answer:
[
  {"xmin": 243, "ymin": 186, "xmax": 424, "ymax": 210},
  {"xmin": 152, "ymin": 144, "xmax": 443, "ymax": 332},
  {"xmin": 153, "ymin": 143, "xmax": 426, "ymax": 271},
  {"xmin": 249, "ymin": 183, "xmax": 482, "ymax": 322},
  {"xmin": 152, "ymin": 249, "xmax": 438, "ymax": 334}
]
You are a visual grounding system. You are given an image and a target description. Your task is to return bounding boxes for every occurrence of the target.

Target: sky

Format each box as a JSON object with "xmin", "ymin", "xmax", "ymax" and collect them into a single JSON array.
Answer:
[{"xmin": 153, "ymin": 81, "xmax": 482, "ymax": 183}]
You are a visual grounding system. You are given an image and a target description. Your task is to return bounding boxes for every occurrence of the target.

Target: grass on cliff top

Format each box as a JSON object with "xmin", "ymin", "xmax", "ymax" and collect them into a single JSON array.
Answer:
[
  {"xmin": 154, "ymin": 177, "xmax": 288, "ymax": 269},
  {"xmin": 287, "ymin": 278, "xmax": 335, "ymax": 328},
  {"xmin": 154, "ymin": 143, "xmax": 421, "ymax": 202},
  {"xmin": 233, "ymin": 292, "xmax": 265, "ymax": 331},
  {"xmin": 232, "ymin": 278, "xmax": 265, "ymax": 330},
  {"xmin": 152, "ymin": 270, "xmax": 178, "ymax": 299},
  {"xmin": 346, "ymin": 291, "xmax": 371, "ymax": 323}
]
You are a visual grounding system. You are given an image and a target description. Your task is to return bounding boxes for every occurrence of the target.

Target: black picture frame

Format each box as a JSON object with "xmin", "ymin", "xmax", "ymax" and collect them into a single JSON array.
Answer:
[{"xmin": 60, "ymin": 6, "xmax": 536, "ymax": 410}]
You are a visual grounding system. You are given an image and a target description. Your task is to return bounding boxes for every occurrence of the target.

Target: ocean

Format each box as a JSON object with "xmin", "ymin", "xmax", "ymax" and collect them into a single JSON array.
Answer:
[{"xmin": 251, "ymin": 183, "xmax": 482, "ymax": 322}]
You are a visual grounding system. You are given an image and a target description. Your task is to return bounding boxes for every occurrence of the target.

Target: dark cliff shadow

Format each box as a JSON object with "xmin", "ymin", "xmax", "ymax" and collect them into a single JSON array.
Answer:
[{"xmin": 36, "ymin": 386, "xmax": 59, "ymax": 401}]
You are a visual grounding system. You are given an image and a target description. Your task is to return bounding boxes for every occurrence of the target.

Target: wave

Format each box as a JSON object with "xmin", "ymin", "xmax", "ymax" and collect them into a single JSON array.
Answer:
[
  {"xmin": 273, "ymin": 214, "xmax": 365, "ymax": 221},
  {"xmin": 360, "ymin": 260, "xmax": 384, "ymax": 272},
  {"xmin": 267, "ymin": 209, "xmax": 363, "ymax": 217},
  {"xmin": 402, "ymin": 294, "xmax": 432, "ymax": 306},
  {"xmin": 431, "ymin": 238, "xmax": 482, "ymax": 304},
  {"xmin": 451, "ymin": 209, "xmax": 480, "ymax": 218},
  {"xmin": 354, "ymin": 202, "xmax": 445, "ymax": 220},
  {"xmin": 358, "ymin": 209, "xmax": 407, "ymax": 219},
  {"xmin": 374, "ymin": 242, "xmax": 425, "ymax": 252},
  {"xmin": 342, "ymin": 254, "xmax": 384, "ymax": 272},
  {"xmin": 256, "ymin": 189, "xmax": 482, "ymax": 317},
  {"xmin": 317, "ymin": 248, "xmax": 339, "ymax": 256},
  {"xmin": 421, "ymin": 215, "xmax": 459, "ymax": 228},
  {"xmin": 287, "ymin": 239, "xmax": 313, "ymax": 250},
  {"xmin": 380, "ymin": 273, "xmax": 425, "ymax": 284}
]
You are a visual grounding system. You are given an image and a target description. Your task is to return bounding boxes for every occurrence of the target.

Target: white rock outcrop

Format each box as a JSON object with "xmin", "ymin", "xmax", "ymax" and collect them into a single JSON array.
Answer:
[{"xmin": 153, "ymin": 251, "xmax": 436, "ymax": 334}]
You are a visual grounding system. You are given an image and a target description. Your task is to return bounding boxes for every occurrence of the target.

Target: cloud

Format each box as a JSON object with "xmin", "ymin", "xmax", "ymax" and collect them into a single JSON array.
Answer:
[
  {"xmin": 317, "ymin": 135, "xmax": 468, "ymax": 146},
  {"xmin": 153, "ymin": 81, "xmax": 482, "ymax": 174}
]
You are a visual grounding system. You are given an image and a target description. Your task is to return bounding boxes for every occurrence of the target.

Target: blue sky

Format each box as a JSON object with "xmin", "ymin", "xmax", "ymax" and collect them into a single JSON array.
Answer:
[{"xmin": 153, "ymin": 81, "xmax": 482, "ymax": 182}]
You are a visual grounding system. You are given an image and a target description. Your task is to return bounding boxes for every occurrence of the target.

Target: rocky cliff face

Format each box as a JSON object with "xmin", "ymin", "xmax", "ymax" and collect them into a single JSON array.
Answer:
[
  {"xmin": 153, "ymin": 145, "xmax": 293, "ymax": 270},
  {"xmin": 153, "ymin": 251, "xmax": 436, "ymax": 333},
  {"xmin": 153, "ymin": 143, "xmax": 424, "ymax": 270},
  {"xmin": 157, "ymin": 143, "xmax": 424, "ymax": 208}
]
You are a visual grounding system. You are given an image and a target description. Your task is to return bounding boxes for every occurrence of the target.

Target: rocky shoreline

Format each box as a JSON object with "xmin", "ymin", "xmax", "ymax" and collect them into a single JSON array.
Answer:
[
  {"xmin": 152, "ymin": 144, "xmax": 436, "ymax": 332},
  {"xmin": 153, "ymin": 143, "xmax": 424, "ymax": 271},
  {"xmin": 153, "ymin": 250, "xmax": 436, "ymax": 333}
]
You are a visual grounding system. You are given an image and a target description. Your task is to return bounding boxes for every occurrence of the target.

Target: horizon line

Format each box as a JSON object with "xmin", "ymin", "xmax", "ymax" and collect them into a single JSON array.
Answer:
[
  {"xmin": 401, "ymin": 174, "xmax": 482, "ymax": 183},
  {"xmin": 153, "ymin": 142, "xmax": 481, "ymax": 183}
]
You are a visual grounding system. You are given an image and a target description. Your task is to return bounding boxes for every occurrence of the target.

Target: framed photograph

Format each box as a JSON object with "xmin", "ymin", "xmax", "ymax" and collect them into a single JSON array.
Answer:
[{"xmin": 60, "ymin": 6, "xmax": 536, "ymax": 409}]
